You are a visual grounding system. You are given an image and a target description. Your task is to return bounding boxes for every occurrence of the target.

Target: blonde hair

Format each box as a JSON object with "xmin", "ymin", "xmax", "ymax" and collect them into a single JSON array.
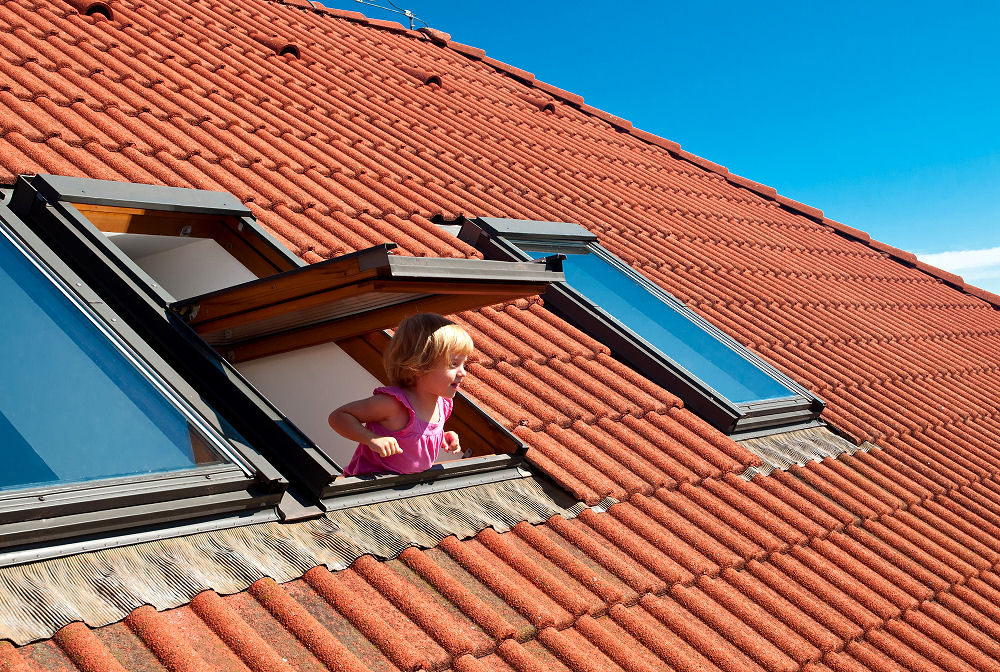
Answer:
[{"xmin": 384, "ymin": 313, "xmax": 473, "ymax": 387}]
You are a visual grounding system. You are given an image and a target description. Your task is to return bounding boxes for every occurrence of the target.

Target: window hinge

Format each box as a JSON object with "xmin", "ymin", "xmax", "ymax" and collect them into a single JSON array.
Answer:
[{"xmin": 173, "ymin": 302, "xmax": 200, "ymax": 321}]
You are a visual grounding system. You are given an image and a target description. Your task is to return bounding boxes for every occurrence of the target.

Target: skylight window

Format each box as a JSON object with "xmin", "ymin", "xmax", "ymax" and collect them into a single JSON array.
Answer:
[
  {"xmin": 0, "ymin": 226, "xmax": 230, "ymax": 490},
  {"xmin": 455, "ymin": 216, "xmax": 823, "ymax": 434},
  {"xmin": 0, "ymin": 198, "xmax": 288, "ymax": 552},
  {"xmin": 521, "ymin": 245, "xmax": 793, "ymax": 404}
]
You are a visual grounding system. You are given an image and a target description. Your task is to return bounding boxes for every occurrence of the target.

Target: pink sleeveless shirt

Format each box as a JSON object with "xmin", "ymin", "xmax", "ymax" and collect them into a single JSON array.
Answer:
[{"xmin": 342, "ymin": 386, "xmax": 454, "ymax": 476}]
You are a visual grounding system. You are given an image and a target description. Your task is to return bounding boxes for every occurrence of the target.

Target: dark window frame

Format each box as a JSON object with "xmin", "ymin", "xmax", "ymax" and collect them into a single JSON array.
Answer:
[
  {"xmin": 0, "ymin": 199, "xmax": 286, "ymax": 552},
  {"xmin": 10, "ymin": 175, "xmax": 343, "ymax": 499},
  {"xmin": 454, "ymin": 216, "xmax": 824, "ymax": 434}
]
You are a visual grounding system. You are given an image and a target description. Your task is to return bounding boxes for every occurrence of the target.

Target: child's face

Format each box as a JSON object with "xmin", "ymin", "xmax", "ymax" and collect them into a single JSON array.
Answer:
[{"xmin": 414, "ymin": 352, "xmax": 468, "ymax": 399}]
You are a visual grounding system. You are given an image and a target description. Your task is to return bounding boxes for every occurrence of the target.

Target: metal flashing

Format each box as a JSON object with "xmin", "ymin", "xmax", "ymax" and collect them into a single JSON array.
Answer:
[
  {"xmin": 30, "ymin": 174, "xmax": 252, "ymax": 216},
  {"xmin": 0, "ymin": 473, "xmax": 586, "ymax": 645},
  {"xmin": 738, "ymin": 424, "xmax": 874, "ymax": 479},
  {"xmin": 322, "ymin": 453, "xmax": 527, "ymax": 501},
  {"xmin": 465, "ymin": 216, "xmax": 598, "ymax": 243},
  {"xmin": 322, "ymin": 464, "xmax": 531, "ymax": 511}
]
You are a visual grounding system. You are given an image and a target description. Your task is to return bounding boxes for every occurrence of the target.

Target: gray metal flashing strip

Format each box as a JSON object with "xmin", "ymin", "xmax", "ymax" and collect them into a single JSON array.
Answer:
[
  {"xmin": 474, "ymin": 217, "xmax": 598, "ymax": 243},
  {"xmin": 738, "ymin": 425, "xmax": 875, "ymax": 479},
  {"xmin": 31, "ymin": 174, "xmax": 252, "ymax": 216},
  {"xmin": 322, "ymin": 453, "xmax": 525, "ymax": 499},
  {"xmin": 0, "ymin": 473, "xmax": 590, "ymax": 645},
  {"xmin": 322, "ymin": 465, "xmax": 531, "ymax": 511}
]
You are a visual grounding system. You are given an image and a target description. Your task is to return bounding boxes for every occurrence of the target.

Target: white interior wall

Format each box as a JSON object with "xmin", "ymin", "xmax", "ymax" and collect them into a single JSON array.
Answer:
[
  {"xmin": 104, "ymin": 234, "xmax": 257, "ymax": 300},
  {"xmin": 236, "ymin": 342, "xmax": 383, "ymax": 468}
]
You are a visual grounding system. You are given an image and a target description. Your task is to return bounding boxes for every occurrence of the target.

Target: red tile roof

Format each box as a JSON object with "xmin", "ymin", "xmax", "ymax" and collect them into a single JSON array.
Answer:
[{"xmin": 4, "ymin": 0, "xmax": 1000, "ymax": 670}]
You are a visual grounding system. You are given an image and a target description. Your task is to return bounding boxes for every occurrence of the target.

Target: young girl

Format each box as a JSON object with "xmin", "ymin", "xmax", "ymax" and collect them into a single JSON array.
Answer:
[{"xmin": 329, "ymin": 313, "xmax": 472, "ymax": 476}]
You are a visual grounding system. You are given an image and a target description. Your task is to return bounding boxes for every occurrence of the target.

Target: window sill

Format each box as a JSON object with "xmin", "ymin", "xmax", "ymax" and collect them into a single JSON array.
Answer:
[{"xmin": 321, "ymin": 453, "xmax": 529, "ymax": 510}]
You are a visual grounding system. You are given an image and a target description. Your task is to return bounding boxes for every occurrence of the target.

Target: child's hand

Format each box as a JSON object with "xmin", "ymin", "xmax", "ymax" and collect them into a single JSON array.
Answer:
[
  {"xmin": 367, "ymin": 436, "xmax": 403, "ymax": 458},
  {"xmin": 442, "ymin": 431, "xmax": 462, "ymax": 454}
]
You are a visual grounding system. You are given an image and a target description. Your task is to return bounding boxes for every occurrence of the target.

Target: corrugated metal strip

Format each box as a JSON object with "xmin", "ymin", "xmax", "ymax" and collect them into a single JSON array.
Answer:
[
  {"xmin": 0, "ymin": 475, "xmax": 587, "ymax": 645},
  {"xmin": 738, "ymin": 425, "xmax": 875, "ymax": 479}
]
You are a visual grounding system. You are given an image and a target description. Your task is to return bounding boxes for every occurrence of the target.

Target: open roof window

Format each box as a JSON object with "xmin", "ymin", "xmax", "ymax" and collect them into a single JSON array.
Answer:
[
  {"xmin": 9, "ymin": 176, "xmax": 565, "ymax": 512},
  {"xmin": 454, "ymin": 216, "xmax": 824, "ymax": 435}
]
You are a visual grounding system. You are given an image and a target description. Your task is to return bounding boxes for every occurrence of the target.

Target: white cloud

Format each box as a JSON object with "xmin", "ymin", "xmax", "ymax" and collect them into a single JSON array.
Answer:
[{"xmin": 918, "ymin": 246, "xmax": 1000, "ymax": 284}]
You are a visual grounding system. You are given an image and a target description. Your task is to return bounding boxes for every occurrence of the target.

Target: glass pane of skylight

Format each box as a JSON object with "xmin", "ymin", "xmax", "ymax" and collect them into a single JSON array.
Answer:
[
  {"xmin": 526, "ymin": 248, "xmax": 794, "ymax": 404},
  {"xmin": 0, "ymin": 231, "xmax": 227, "ymax": 492}
]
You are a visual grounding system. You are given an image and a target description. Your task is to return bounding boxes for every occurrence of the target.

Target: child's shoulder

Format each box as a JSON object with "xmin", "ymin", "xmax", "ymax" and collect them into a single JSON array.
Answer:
[{"xmin": 370, "ymin": 386, "xmax": 414, "ymax": 426}]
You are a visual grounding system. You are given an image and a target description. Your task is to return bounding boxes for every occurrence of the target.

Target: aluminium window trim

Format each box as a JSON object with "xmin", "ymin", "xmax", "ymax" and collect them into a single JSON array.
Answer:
[
  {"xmin": 0, "ymin": 201, "xmax": 286, "ymax": 552},
  {"xmin": 4, "ymin": 217, "xmax": 259, "ymax": 477},
  {"xmin": 454, "ymin": 216, "xmax": 824, "ymax": 434},
  {"xmin": 557, "ymin": 242, "xmax": 814, "ymax": 403}
]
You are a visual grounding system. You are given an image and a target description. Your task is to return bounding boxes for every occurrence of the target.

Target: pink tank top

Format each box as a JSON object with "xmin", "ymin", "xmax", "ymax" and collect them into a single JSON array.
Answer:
[{"xmin": 342, "ymin": 386, "xmax": 454, "ymax": 476}]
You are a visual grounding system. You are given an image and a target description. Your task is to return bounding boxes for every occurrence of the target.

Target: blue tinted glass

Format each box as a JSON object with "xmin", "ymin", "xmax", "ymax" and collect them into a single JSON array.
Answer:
[
  {"xmin": 529, "ymin": 249, "xmax": 794, "ymax": 403},
  {"xmin": 0, "ymin": 232, "xmax": 225, "ymax": 492}
]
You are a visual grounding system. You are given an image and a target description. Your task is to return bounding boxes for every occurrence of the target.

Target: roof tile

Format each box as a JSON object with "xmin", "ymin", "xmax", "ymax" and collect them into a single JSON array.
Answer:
[
  {"xmin": 882, "ymin": 618, "xmax": 979, "ymax": 672},
  {"xmin": 694, "ymin": 576, "xmax": 820, "ymax": 666},
  {"xmin": 765, "ymin": 553, "xmax": 884, "ymax": 633},
  {"xmin": 640, "ymin": 491, "xmax": 754, "ymax": 567},
  {"xmin": 719, "ymin": 567, "xmax": 842, "ymax": 654},
  {"xmin": 53, "ymin": 622, "xmax": 130, "ymax": 672},
  {"xmin": 243, "ymin": 579, "xmax": 371, "ymax": 672},
  {"xmin": 712, "ymin": 475, "xmax": 817, "ymax": 543},
  {"xmin": 438, "ymin": 535, "xmax": 573, "ymax": 631},
  {"xmin": 352, "ymin": 555, "xmax": 493, "ymax": 657},
  {"xmin": 932, "ymin": 590, "xmax": 1000, "ymax": 656},
  {"xmin": 571, "ymin": 614, "xmax": 669, "ymax": 672},
  {"xmin": 640, "ymin": 593, "xmax": 767, "ymax": 672},
  {"xmin": 821, "ymin": 532, "xmax": 932, "ymax": 603},
  {"xmin": 901, "ymin": 608, "xmax": 1000, "ymax": 672},
  {"xmin": 545, "ymin": 515, "xmax": 667, "ymax": 597},
  {"xmin": 302, "ymin": 566, "xmax": 441, "ymax": 671},
  {"xmin": 841, "ymin": 640, "xmax": 913, "ymax": 672}
]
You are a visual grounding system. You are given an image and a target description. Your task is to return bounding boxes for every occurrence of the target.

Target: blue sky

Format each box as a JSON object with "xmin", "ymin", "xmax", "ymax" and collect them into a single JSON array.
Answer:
[{"xmin": 332, "ymin": 1, "xmax": 1000, "ymax": 292}]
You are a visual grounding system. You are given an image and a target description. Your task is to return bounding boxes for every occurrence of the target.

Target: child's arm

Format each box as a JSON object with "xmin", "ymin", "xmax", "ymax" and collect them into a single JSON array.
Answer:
[{"xmin": 329, "ymin": 395, "xmax": 407, "ymax": 458}]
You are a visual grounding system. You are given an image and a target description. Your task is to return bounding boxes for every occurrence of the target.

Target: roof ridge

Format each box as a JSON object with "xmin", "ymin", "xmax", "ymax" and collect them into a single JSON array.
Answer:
[{"xmin": 260, "ymin": 0, "xmax": 1000, "ymax": 310}]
